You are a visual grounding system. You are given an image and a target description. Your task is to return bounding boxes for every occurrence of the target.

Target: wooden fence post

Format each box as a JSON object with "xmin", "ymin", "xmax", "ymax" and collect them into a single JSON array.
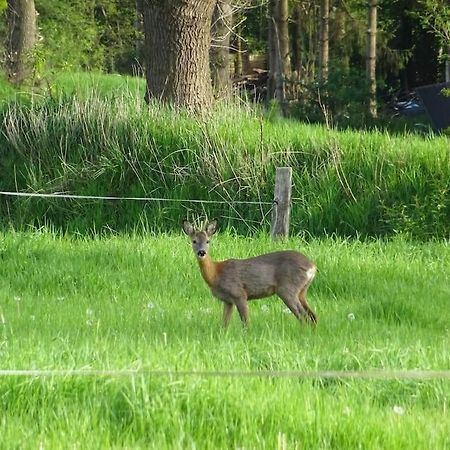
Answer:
[{"xmin": 271, "ymin": 167, "xmax": 292, "ymax": 240}]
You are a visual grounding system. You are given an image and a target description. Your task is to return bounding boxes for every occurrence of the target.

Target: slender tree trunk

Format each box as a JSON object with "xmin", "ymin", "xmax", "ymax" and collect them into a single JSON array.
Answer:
[
  {"xmin": 333, "ymin": 5, "xmax": 349, "ymax": 69},
  {"xmin": 134, "ymin": 0, "xmax": 144, "ymax": 74},
  {"xmin": 366, "ymin": 0, "xmax": 377, "ymax": 118},
  {"xmin": 268, "ymin": 0, "xmax": 286, "ymax": 104},
  {"xmin": 305, "ymin": 2, "xmax": 317, "ymax": 81},
  {"xmin": 234, "ymin": 24, "xmax": 243, "ymax": 77},
  {"xmin": 276, "ymin": 0, "xmax": 291, "ymax": 80},
  {"xmin": 210, "ymin": 0, "xmax": 232, "ymax": 97},
  {"xmin": 267, "ymin": 0, "xmax": 278, "ymax": 100},
  {"xmin": 142, "ymin": 0, "xmax": 216, "ymax": 112},
  {"xmin": 319, "ymin": 0, "xmax": 329, "ymax": 82},
  {"xmin": 292, "ymin": 3, "xmax": 303, "ymax": 81},
  {"xmin": 5, "ymin": 0, "xmax": 37, "ymax": 84},
  {"xmin": 446, "ymin": 46, "xmax": 450, "ymax": 83}
]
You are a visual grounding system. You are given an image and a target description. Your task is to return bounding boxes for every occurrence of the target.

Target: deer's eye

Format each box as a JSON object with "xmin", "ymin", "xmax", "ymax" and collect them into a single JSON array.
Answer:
[
  {"xmin": 206, "ymin": 240, "xmax": 210, "ymax": 244},
  {"xmin": 192, "ymin": 240, "xmax": 197, "ymax": 244}
]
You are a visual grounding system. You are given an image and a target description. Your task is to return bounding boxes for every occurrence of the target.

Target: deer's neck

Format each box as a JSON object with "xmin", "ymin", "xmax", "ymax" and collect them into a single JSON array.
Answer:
[{"xmin": 197, "ymin": 256, "xmax": 222, "ymax": 287}]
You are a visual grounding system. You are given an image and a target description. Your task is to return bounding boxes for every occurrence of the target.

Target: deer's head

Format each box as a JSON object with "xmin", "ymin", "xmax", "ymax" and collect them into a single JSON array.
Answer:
[{"xmin": 182, "ymin": 220, "xmax": 218, "ymax": 260}]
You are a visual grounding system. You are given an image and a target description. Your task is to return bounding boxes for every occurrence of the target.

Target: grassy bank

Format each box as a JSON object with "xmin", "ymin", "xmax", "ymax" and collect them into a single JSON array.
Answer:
[
  {"xmin": 0, "ymin": 88, "xmax": 449, "ymax": 238},
  {"xmin": 0, "ymin": 231, "xmax": 449, "ymax": 448}
]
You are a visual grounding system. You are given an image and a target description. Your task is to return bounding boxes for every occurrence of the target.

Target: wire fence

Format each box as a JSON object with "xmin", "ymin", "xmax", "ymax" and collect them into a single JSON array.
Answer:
[
  {"xmin": 0, "ymin": 369, "xmax": 449, "ymax": 380},
  {"xmin": 0, "ymin": 190, "xmax": 274, "ymax": 206},
  {"xmin": 0, "ymin": 189, "xmax": 280, "ymax": 231}
]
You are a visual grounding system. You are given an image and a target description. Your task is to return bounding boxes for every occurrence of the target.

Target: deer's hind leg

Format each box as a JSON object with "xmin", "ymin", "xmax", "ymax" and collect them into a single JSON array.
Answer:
[
  {"xmin": 276, "ymin": 287, "xmax": 307, "ymax": 322},
  {"xmin": 298, "ymin": 281, "xmax": 317, "ymax": 324}
]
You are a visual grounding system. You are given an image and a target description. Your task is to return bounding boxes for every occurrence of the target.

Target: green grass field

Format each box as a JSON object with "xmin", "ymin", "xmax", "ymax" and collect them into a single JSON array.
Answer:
[
  {"xmin": 0, "ymin": 231, "xmax": 449, "ymax": 448},
  {"xmin": 0, "ymin": 70, "xmax": 449, "ymax": 448}
]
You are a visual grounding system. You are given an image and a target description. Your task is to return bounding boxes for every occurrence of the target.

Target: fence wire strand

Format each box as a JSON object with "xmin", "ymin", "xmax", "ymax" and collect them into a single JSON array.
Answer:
[
  {"xmin": 0, "ymin": 369, "xmax": 449, "ymax": 380},
  {"xmin": 0, "ymin": 191, "xmax": 273, "ymax": 206}
]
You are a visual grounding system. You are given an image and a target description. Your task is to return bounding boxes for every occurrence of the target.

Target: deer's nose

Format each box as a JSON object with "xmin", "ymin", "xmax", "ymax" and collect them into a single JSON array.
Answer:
[{"xmin": 197, "ymin": 250, "xmax": 206, "ymax": 258}]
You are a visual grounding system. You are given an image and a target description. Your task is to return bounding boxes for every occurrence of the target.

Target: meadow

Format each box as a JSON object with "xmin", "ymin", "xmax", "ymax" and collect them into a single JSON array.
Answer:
[
  {"xmin": 0, "ymin": 72, "xmax": 449, "ymax": 448},
  {"xmin": 0, "ymin": 231, "xmax": 449, "ymax": 448}
]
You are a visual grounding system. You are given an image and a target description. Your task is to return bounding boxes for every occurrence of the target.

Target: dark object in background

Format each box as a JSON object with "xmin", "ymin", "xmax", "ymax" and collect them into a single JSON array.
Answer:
[
  {"xmin": 233, "ymin": 69, "xmax": 268, "ymax": 102},
  {"xmin": 394, "ymin": 97, "xmax": 425, "ymax": 117},
  {"xmin": 416, "ymin": 82, "xmax": 450, "ymax": 131}
]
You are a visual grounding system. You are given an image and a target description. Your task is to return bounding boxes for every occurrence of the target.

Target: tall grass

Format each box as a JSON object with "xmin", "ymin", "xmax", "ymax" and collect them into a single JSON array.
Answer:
[
  {"xmin": 0, "ymin": 231, "xmax": 449, "ymax": 448},
  {"xmin": 0, "ymin": 88, "xmax": 449, "ymax": 237}
]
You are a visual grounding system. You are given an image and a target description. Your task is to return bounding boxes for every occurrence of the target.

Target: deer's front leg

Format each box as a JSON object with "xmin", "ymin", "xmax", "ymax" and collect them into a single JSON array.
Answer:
[{"xmin": 223, "ymin": 302, "xmax": 234, "ymax": 328}]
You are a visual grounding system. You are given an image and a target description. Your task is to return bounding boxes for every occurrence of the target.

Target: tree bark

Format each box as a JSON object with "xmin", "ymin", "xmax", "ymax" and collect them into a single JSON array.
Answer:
[
  {"xmin": 319, "ymin": 0, "xmax": 329, "ymax": 82},
  {"xmin": 142, "ymin": 0, "xmax": 216, "ymax": 112},
  {"xmin": 210, "ymin": 0, "xmax": 232, "ymax": 98},
  {"xmin": 333, "ymin": 4, "xmax": 348, "ymax": 69},
  {"xmin": 446, "ymin": 46, "xmax": 450, "ymax": 83},
  {"xmin": 292, "ymin": 3, "xmax": 303, "ymax": 81},
  {"xmin": 135, "ymin": 0, "xmax": 144, "ymax": 73},
  {"xmin": 267, "ymin": 0, "xmax": 278, "ymax": 100},
  {"xmin": 276, "ymin": 0, "xmax": 291, "ymax": 80},
  {"xmin": 5, "ymin": 0, "xmax": 37, "ymax": 84},
  {"xmin": 234, "ymin": 24, "xmax": 243, "ymax": 76},
  {"xmin": 267, "ymin": 0, "xmax": 286, "ymax": 104},
  {"xmin": 367, "ymin": 0, "xmax": 377, "ymax": 118}
]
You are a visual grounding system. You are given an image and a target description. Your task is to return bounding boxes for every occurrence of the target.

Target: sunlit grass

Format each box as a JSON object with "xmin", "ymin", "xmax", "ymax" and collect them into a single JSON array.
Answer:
[
  {"xmin": 48, "ymin": 71, "xmax": 146, "ymax": 99},
  {"xmin": 0, "ymin": 231, "xmax": 449, "ymax": 448}
]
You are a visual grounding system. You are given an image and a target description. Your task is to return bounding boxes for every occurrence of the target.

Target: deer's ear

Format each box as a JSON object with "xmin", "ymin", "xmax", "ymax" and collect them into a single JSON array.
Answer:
[
  {"xmin": 205, "ymin": 219, "xmax": 218, "ymax": 236},
  {"xmin": 182, "ymin": 220, "xmax": 194, "ymax": 236}
]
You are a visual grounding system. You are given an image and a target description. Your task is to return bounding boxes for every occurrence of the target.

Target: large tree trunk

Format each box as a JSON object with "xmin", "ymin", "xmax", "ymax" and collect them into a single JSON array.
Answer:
[
  {"xmin": 210, "ymin": 0, "xmax": 232, "ymax": 98},
  {"xmin": 5, "ymin": 0, "xmax": 37, "ymax": 84},
  {"xmin": 142, "ymin": 0, "xmax": 216, "ymax": 112},
  {"xmin": 366, "ymin": 0, "xmax": 377, "ymax": 118},
  {"xmin": 319, "ymin": 0, "xmax": 329, "ymax": 82}
]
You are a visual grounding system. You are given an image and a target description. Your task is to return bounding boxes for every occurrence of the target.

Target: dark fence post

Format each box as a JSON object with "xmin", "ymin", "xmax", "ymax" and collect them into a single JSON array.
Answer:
[{"xmin": 271, "ymin": 167, "xmax": 292, "ymax": 240}]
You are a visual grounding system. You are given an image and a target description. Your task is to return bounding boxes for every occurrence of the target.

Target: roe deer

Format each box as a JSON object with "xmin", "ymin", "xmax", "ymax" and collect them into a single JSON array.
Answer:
[{"xmin": 182, "ymin": 220, "xmax": 317, "ymax": 327}]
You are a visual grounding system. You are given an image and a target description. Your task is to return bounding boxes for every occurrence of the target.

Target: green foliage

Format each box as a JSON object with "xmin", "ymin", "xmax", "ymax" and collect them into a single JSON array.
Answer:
[
  {"xmin": 92, "ymin": 0, "xmax": 141, "ymax": 73},
  {"xmin": 34, "ymin": 0, "xmax": 139, "ymax": 73},
  {"xmin": 381, "ymin": 0, "xmax": 442, "ymax": 86},
  {"xmin": 416, "ymin": 0, "xmax": 450, "ymax": 44},
  {"xmin": 0, "ymin": 231, "xmax": 449, "ymax": 447},
  {"xmin": 290, "ymin": 63, "xmax": 373, "ymax": 127},
  {"xmin": 36, "ymin": 0, "xmax": 103, "ymax": 71},
  {"xmin": 0, "ymin": 85, "xmax": 449, "ymax": 239}
]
